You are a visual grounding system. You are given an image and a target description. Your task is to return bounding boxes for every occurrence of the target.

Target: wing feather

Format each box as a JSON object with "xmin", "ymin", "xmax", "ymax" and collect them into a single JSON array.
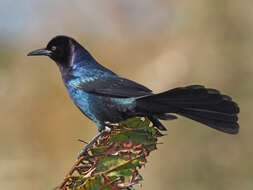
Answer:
[{"xmin": 72, "ymin": 76, "xmax": 152, "ymax": 98}]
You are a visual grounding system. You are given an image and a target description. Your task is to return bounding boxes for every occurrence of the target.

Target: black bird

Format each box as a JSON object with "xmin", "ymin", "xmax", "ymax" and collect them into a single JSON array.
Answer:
[{"xmin": 27, "ymin": 35, "xmax": 239, "ymax": 156}]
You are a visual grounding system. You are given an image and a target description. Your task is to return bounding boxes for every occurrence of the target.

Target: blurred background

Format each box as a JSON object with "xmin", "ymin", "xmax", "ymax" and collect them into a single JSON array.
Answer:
[{"xmin": 0, "ymin": 0, "xmax": 252, "ymax": 189}]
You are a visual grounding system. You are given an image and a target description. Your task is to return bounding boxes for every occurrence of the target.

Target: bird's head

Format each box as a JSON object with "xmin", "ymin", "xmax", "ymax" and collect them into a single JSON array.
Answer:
[{"xmin": 27, "ymin": 35, "xmax": 93, "ymax": 70}]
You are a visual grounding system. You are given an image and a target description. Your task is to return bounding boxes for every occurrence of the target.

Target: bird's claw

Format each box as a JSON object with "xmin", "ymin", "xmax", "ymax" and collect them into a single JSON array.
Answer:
[{"xmin": 103, "ymin": 126, "xmax": 112, "ymax": 133}]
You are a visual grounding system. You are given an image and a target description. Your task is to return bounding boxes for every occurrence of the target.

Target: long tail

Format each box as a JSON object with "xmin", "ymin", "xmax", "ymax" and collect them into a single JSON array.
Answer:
[{"xmin": 136, "ymin": 85, "xmax": 239, "ymax": 134}]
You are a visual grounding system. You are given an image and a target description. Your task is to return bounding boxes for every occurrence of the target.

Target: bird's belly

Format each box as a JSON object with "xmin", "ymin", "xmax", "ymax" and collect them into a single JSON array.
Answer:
[{"xmin": 66, "ymin": 86, "xmax": 136, "ymax": 126}]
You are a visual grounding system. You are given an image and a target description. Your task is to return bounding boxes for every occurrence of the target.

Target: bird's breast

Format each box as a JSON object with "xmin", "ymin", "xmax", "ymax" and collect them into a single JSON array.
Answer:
[{"xmin": 65, "ymin": 83, "xmax": 91, "ymax": 114}]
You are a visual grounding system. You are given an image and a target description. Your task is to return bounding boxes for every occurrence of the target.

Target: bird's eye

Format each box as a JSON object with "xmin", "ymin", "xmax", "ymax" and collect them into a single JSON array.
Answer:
[{"xmin": 51, "ymin": 46, "xmax": 57, "ymax": 51}]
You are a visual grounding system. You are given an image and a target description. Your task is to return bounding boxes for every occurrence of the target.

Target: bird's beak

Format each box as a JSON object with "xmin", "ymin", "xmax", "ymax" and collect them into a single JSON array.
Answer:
[{"xmin": 27, "ymin": 48, "xmax": 52, "ymax": 56}]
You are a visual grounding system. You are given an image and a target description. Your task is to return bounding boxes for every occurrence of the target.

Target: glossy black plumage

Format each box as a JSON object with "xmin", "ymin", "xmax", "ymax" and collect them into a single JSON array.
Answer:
[
  {"xmin": 27, "ymin": 35, "xmax": 240, "ymax": 134},
  {"xmin": 74, "ymin": 76, "xmax": 152, "ymax": 97}
]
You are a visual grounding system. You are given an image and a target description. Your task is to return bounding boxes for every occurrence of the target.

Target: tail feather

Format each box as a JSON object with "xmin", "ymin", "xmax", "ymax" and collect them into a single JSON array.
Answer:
[
  {"xmin": 181, "ymin": 108, "xmax": 238, "ymax": 122},
  {"xmin": 136, "ymin": 85, "xmax": 239, "ymax": 134},
  {"xmin": 181, "ymin": 100, "xmax": 239, "ymax": 115},
  {"xmin": 178, "ymin": 110, "xmax": 239, "ymax": 134}
]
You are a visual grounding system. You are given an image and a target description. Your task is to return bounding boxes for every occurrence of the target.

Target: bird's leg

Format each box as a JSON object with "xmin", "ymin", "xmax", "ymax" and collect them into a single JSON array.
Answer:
[
  {"xmin": 77, "ymin": 126, "xmax": 111, "ymax": 159},
  {"xmin": 77, "ymin": 131, "xmax": 103, "ymax": 159}
]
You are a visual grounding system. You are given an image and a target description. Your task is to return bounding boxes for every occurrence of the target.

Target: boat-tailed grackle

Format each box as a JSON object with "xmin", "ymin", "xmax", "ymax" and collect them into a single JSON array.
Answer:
[{"xmin": 28, "ymin": 35, "xmax": 240, "ymax": 157}]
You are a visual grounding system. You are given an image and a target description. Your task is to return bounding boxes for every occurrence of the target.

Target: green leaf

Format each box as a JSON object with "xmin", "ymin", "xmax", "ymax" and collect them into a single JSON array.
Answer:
[{"xmin": 57, "ymin": 117, "xmax": 162, "ymax": 190}]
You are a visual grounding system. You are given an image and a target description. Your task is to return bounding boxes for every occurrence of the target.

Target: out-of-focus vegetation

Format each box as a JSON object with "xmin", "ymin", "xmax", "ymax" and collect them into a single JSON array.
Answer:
[{"xmin": 0, "ymin": 1, "xmax": 252, "ymax": 190}]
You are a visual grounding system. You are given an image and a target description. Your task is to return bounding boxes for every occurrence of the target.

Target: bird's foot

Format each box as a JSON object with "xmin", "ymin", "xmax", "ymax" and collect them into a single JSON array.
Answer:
[
  {"xmin": 100, "ymin": 125, "xmax": 112, "ymax": 133},
  {"xmin": 77, "ymin": 126, "xmax": 112, "ymax": 159}
]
